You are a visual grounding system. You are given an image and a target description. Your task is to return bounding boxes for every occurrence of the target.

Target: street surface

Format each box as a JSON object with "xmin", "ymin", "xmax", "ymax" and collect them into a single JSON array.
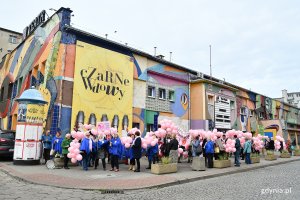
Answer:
[{"xmin": 0, "ymin": 159, "xmax": 299, "ymax": 200}]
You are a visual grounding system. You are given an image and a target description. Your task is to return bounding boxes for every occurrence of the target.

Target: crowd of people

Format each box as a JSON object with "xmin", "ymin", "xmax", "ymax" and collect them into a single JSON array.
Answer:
[{"xmin": 41, "ymin": 128, "xmax": 297, "ymax": 171}]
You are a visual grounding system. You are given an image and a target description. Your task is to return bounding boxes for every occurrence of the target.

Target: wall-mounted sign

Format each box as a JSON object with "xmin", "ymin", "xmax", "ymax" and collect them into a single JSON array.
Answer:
[
  {"xmin": 97, "ymin": 121, "xmax": 111, "ymax": 132},
  {"xmin": 23, "ymin": 10, "xmax": 46, "ymax": 39}
]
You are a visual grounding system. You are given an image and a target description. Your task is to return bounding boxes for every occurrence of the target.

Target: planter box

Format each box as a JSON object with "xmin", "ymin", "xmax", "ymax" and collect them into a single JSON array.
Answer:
[
  {"xmin": 151, "ymin": 163, "xmax": 177, "ymax": 175},
  {"xmin": 294, "ymin": 151, "xmax": 300, "ymax": 156},
  {"xmin": 265, "ymin": 154, "xmax": 277, "ymax": 161},
  {"xmin": 280, "ymin": 153, "xmax": 291, "ymax": 158},
  {"xmin": 250, "ymin": 157, "xmax": 260, "ymax": 163},
  {"xmin": 191, "ymin": 157, "xmax": 206, "ymax": 171},
  {"xmin": 213, "ymin": 159, "xmax": 231, "ymax": 168}
]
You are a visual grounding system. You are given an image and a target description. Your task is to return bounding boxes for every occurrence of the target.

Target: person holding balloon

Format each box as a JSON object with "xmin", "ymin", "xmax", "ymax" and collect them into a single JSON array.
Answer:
[
  {"xmin": 80, "ymin": 132, "xmax": 93, "ymax": 171},
  {"xmin": 52, "ymin": 131, "xmax": 63, "ymax": 158},
  {"xmin": 109, "ymin": 132, "xmax": 123, "ymax": 172},
  {"xmin": 128, "ymin": 133, "xmax": 136, "ymax": 171},
  {"xmin": 131, "ymin": 131, "xmax": 142, "ymax": 172},
  {"xmin": 95, "ymin": 134, "xmax": 109, "ymax": 170},
  {"xmin": 61, "ymin": 133, "xmax": 72, "ymax": 169}
]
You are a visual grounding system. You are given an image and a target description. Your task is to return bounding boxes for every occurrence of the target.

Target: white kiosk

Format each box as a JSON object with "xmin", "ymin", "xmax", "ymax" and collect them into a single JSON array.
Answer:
[{"xmin": 13, "ymin": 87, "xmax": 47, "ymax": 165}]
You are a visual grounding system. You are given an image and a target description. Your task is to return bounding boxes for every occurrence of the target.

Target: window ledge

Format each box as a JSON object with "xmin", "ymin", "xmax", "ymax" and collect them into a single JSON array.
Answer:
[
  {"xmin": 148, "ymin": 96, "xmax": 156, "ymax": 99},
  {"xmin": 159, "ymin": 98, "xmax": 166, "ymax": 101}
]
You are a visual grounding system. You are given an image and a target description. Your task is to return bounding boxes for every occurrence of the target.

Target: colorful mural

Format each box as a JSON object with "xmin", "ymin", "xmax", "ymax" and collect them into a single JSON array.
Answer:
[{"xmin": 0, "ymin": 8, "xmax": 74, "ymax": 134}]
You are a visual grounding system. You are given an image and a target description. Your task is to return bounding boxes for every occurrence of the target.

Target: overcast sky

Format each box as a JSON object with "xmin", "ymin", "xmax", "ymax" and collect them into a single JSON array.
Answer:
[{"xmin": 1, "ymin": 0, "xmax": 299, "ymax": 98}]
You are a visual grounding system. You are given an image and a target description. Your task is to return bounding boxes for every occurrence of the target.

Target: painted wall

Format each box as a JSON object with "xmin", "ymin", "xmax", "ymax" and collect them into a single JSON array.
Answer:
[
  {"xmin": 190, "ymin": 82, "xmax": 206, "ymax": 129},
  {"xmin": 0, "ymin": 8, "xmax": 74, "ymax": 135}
]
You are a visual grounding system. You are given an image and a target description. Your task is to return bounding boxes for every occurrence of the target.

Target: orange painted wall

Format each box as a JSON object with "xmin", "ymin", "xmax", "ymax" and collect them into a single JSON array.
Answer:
[{"xmin": 191, "ymin": 83, "xmax": 204, "ymax": 120}]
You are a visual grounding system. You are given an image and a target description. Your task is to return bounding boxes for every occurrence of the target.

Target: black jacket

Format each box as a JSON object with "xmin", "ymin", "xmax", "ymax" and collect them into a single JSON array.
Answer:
[
  {"xmin": 169, "ymin": 138, "xmax": 179, "ymax": 150},
  {"xmin": 132, "ymin": 137, "xmax": 142, "ymax": 159}
]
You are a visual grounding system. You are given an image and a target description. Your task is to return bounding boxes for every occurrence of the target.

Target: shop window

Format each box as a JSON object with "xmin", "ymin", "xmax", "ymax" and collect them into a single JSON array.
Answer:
[
  {"xmin": 159, "ymin": 88, "xmax": 166, "ymax": 100},
  {"xmin": 169, "ymin": 90, "xmax": 175, "ymax": 102},
  {"xmin": 148, "ymin": 86, "xmax": 155, "ymax": 98}
]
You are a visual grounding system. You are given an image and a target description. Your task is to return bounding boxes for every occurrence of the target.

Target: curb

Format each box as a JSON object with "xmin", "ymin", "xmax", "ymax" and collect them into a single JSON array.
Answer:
[{"xmin": 1, "ymin": 158, "xmax": 300, "ymax": 192}]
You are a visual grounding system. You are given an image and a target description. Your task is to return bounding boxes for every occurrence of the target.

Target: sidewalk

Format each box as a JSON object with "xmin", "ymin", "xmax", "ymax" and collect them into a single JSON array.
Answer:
[{"xmin": 0, "ymin": 155, "xmax": 299, "ymax": 191}]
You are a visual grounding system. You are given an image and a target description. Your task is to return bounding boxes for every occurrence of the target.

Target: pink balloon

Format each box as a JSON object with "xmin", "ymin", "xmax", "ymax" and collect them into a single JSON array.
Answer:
[
  {"xmin": 142, "ymin": 143, "xmax": 147, "ymax": 149},
  {"xmin": 67, "ymin": 153, "xmax": 72, "ymax": 158},
  {"xmin": 178, "ymin": 148, "xmax": 183, "ymax": 154},
  {"xmin": 71, "ymin": 158, "xmax": 77, "ymax": 163},
  {"xmin": 104, "ymin": 130, "xmax": 110, "ymax": 135},
  {"xmin": 121, "ymin": 137, "xmax": 126, "ymax": 144},
  {"xmin": 166, "ymin": 128, "xmax": 172, "ymax": 132},
  {"xmin": 183, "ymin": 151, "xmax": 188, "ymax": 158},
  {"xmin": 91, "ymin": 129, "xmax": 98, "ymax": 135},
  {"xmin": 151, "ymin": 141, "xmax": 157, "ymax": 146},
  {"xmin": 76, "ymin": 154, "xmax": 82, "ymax": 161},
  {"xmin": 146, "ymin": 137, "xmax": 152, "ymax": 145},
  {"xmin": 68, "ymin": 153, "xmax": 75, "ymax": 158},
  {"xmin": 74, "ymin": 149, "xmax": 80, "ymax": 155},
  {"xmin": 127, "ymin": 137, "xmax": 133, "ymax": 144},
  {"xmin": 125, "ymin": 143, "xmax": 130, "ymax": 148},
  {"xmin": 68, "ymin": 147, "xmax": 74, "ymax": 152}
]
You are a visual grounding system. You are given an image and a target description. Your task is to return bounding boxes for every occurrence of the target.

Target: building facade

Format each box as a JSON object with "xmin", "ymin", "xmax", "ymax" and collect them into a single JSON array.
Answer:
[
  {"xmin": 0, "ymin": 27, "xmax": 22, "ymax": 63},
  {"xmin": 280, "ymin": 89, "xmax": 300, "ymax": 108},
  {"xmin": 0, "ymin": 7, "xmax": 299, "ymax": 146}
]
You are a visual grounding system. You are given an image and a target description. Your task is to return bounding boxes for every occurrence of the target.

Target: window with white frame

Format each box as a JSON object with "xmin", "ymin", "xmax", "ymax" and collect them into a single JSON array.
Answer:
[
  {"xmin": 259, "ymin": 112, "xmax": 263, "ymax": 118},
  {"xmin": 240, "ymin": 107, "xmax": 246, "ymax": 115},
  {"xmin": 8, "ymin": 35, "xmax": 18, "ymax": 44},
  {"xmin": 159, "ymin": 88, "xmax": 166, "ymax": 100},
  {"xmin": 147, "ymin": 86, "xmax": 155, "ymax": 98},
  {"xmin": 169, "ymin": 90, "xmax": 175, "ymax": 102}
]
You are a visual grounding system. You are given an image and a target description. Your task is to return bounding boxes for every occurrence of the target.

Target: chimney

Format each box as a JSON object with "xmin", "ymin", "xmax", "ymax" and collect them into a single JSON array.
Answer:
[{"xmin": 282, "ymin": 89, "xmax": 288, "ymax": 103}]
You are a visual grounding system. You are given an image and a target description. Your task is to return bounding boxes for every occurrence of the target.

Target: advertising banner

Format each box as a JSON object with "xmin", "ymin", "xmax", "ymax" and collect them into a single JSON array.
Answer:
[{"xmin": 72, "ymin": 41, "xmax": 133, "ymax": 132}]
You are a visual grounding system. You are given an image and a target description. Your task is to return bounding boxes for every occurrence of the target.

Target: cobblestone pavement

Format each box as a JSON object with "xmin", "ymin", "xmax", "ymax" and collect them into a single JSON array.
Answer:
[{"xmin": 0, "ymin": 160, "xmax": 299, "ymax": 200}]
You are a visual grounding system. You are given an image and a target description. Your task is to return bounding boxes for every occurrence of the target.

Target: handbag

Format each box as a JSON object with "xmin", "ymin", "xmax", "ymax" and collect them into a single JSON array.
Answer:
[
  {"xmin": 50, "ymin": 149, "xmax": 55, "ymax": 156},
  {"xmin": 214, "ymin": 147, "xmax": 220, "ymax": 153}
]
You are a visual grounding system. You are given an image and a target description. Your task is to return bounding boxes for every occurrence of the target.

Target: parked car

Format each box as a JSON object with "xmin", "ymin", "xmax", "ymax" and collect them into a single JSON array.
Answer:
[{"xmin": 0, "ymin": 130, "xmax": 16, "ymax": 158}]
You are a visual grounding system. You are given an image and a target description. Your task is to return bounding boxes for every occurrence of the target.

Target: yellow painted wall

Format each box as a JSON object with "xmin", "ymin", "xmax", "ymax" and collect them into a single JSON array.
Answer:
[{"xmin": 71, "ymin": 41, "xmax": 134, "ymax": 132}]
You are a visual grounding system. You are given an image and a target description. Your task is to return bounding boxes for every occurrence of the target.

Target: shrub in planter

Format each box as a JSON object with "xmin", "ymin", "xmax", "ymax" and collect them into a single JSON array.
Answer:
[
  {"xmin": 265, "ymin": 150, "xmax": 277, "ymax": 161},
  {"xmin": 214, "ymin": 153, "xmax": 231, "ymax": 168},
  {"xmin": 151, "ymin": 157, "xmax": 177, "ymax": 175},
  {"xmin": 280, "ymin": 150, "xmax": 291, "ymax": 158},
  {"xmin": 294, "ymin": 149, "xmax": 300, "ymax": 156}
]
